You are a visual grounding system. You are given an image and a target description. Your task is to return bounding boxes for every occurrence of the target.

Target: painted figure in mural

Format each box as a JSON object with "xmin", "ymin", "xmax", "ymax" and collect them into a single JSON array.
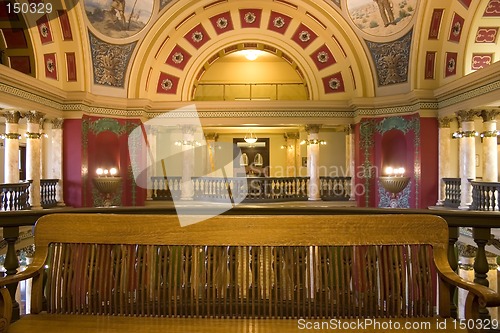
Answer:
[
  {"xmin": 373, "ymin": 0, "xmax": 395, "ymax": 27},
  {"xmin": 111, "ymin": 0, "xmax": 126, "ymax": 26}
]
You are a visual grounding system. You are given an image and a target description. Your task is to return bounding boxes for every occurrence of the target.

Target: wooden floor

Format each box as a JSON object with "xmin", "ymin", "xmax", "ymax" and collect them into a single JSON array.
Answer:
[{"xmin": 9, "ymin": 315, "xmax": 468, "ymax": 332}]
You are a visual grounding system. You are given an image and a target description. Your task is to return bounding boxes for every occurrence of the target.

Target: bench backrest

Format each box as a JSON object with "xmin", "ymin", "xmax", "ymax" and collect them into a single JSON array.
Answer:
[{"xmin": 34, "ymin": 214, "xmax": 448, "ymax": 319}]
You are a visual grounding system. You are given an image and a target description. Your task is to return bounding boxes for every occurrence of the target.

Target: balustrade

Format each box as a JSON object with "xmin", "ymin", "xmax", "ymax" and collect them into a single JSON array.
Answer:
[
  {"xmin": 40, "ymin": 179, "xmax": 58, "ymax": 208},
  {"xmin": 151, "ymin": 176, "xmax": 181, "ymax": 200},
  {"xmin": 443, "ymin": 178, "xmax": 461, "ymax": 208},
  {"xmin": 471, "ymin": 181, "xmax": 500, "ymax": 211},
  {"xmin": 319, "ymin": 176, "xmax": 351, "ymax": 200},
  {"xmin": 0, "ymin": 182, "xmax": 30, "ymax": 211}
]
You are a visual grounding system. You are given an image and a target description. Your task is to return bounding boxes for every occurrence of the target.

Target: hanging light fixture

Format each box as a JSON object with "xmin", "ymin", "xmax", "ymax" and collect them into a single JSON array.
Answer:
[{"xmin": 244, "ymin": 132, "xmax": 258, "ymax": 144}]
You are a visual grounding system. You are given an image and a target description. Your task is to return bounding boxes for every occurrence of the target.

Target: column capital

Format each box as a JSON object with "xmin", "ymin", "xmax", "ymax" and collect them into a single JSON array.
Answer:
[
  {"xmin": 344, "ymin": 124, "xmax": 353, "ymax": 134},
  {"xmin": 204, "ymin": 132, "xmax": 218, "ymax": 140},
  {"xmin": 456, "ymin": 109, "xmax": 479, "ymax": 122},
  {"xmin": 480, "ymin": 109, "xmax": 500, "ymax": 122},
  {"xmin": 305, "ymin": 124, "xmax": 321, "ymax": 134},
  {"xmin": 51, "ymin": 118, "xmax": 64, "ymax": 129},
  {"xmin": 438, "ymin": 117, "xmax": 453, "ymax": 128},
  {"xmin": 3, "ymin": 110, "xmax": 22, "ymax": 124},
  {"xmin": 24, "ymin": 110, "xmax": 45, "ymax": 124},
  {"xmin": 284, "ymin": 132, "xmax": 300, "ymax": 140},
  {"xmin": 180, "ymin": 124, "xmax": 196, "ymax": 135}
]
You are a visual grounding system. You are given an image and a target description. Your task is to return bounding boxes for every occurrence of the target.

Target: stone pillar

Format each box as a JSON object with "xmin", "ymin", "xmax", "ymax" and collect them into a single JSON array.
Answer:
[
  {"xmin": 456, "ymin": 110, "xmax": 478, "ymax": 210},
  {"xmin": 51, "ymin": 118, "xmax": 65, "ymax": 206},
  {"xmin": 345, "ymin": 125, "xmax": 355, "ymax": 200},
  {"xmin": 25, "ymin": 110, "xmax": 45, "ymax": 210},
  {"xmin": 3, "ymin": 111, "xmax": 21, "ymax": 183},
  {"xmin": 285, "ymin": 132, "xmax": 299, "ymax": 177},
  {"xmin": 146, "ymin": 126, "xmax": 158, "ymax": 201},
  {"xmin": 437, "ymin": 117, "xmax": 453, "ymax": 205},
  {"xmin": 39, "ymin": 117, "xmax": 46, "ymax": 178},
  {"xmin": 305, "ymin": 125, "xmax": 321, "ymax": 201},
  {"xmin": 180, "ymin": 125, "xmax": 195, "ymax": 200},
  {"xmin": 480, "ymin": 110, "xmax": 499, "ymax": 182},
  {"xmin": 204, "ymin": 133, "xmax": 217, "ymax": 174}
]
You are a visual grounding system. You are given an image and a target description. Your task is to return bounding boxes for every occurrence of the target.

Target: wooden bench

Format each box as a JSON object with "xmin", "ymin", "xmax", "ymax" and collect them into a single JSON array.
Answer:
[{"xmin": 0, "ymin": 213, "xmax": 499, "ymax": 332}]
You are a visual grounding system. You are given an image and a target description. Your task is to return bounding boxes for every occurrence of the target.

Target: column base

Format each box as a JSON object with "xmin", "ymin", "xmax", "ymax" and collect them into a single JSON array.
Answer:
[
  {"xmin": 308, "ymin": 197, "xmax": 322, "ymax": 201},
  {"xmin": 56, "ymin": 202, "xmax": 66, "ymax": 207},
  {"xmin": 180, "ymin": 197, "xmax": 194, "ymax": 201},
  {"xmin": 436, "ymin": 200, "xmax": 444, "ymax": 206},
  {"xmin": 458, "ymin": 204, "xmax": 470, "ymax": 210},
  {"xmin": 30, "ymin": 205, "xmax": 43, "ymax": 210}
]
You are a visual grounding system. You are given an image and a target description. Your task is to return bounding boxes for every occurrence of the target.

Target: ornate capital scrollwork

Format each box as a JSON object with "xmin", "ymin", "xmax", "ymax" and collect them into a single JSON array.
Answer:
[
  {"xmin": 24, "ymin": 110, "xmax": 45, "ymax": 124},
  {"xmin": 285, "ymin": 132, "xmax": 300, "ymax": 140},
  {"xmin": 480, "ymin": 109, "xmax": 500, "ymax": 122},
  {"xmin": 51, "ymin": 118, "xmax": 64, "ymax": 129},
  {"xmin": 3, "ymin": 110, "xmax": 21, "ymax": 124},
  {"xmin": 305, "ymin": 124, "xmax": 321, "ymax": 134},
  {"xmin": 204, "ymin": 132, "xmax": 218, "ymax": 141},
  {"xmin": 438, "ymin": 117, "xmax": 453, "ymax": 128},
  {"xmin": 456, "ymin": 109, "xmax": 479, "ymax": 123}
]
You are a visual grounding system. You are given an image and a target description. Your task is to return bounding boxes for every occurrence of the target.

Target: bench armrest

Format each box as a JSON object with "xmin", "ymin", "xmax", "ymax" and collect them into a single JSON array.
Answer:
[{"xmin": 0, "ymin": 265, "xmax": 44, "ymax": 288}]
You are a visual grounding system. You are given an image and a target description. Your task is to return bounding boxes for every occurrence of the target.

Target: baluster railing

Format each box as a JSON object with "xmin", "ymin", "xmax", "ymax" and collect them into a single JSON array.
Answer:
[
  {"xmin": 471, "ymin": 181, "xmax": 500, "ymax": 211},
  {"xmin": 151, "ymin": 176, "xmax": 182, "ymax": 200},
  {"xmin": 472, "ymin": 227, "xmax": 492, "ymax": 321},
  {"xmin": 319, "ymin": 176, "xmax": 351, "ymax": 200},
  {"xmin": 443, "ymin": 178, "xmax": 461, "ymax": 208},
  {"xmin": 0, "ymin": 182, "xmax": 30, "ymax": 211},
  {"xmin": 40, "ymin": 179, "xmax": 58, "ymax": 208}
]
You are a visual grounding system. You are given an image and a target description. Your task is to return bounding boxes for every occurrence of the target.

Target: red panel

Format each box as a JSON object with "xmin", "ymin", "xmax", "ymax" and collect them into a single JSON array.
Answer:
[
  {"xmin": 36, "ymin": 15, "xmax": 53, "ymax": 44},
  {"xmin": 424, "ymin": 51, "xmax": 436, "ymax": 79},
  {"xmin": 471, "ymin": 53, "xmax": 494, "ymax": 70},
  {"xmin": 0, "ymin": 1, "xmax": 19, "ymax": 21},
  {"xmin": 322, "ymin": 72, "xmax": 345, "ymax": 93},
  {"xmin": 428, "ymin": 9, "xmax": 444, "ymax": 39},
  {"xmin": 267, "ymin": 11, "xmax": 291, "ymax": 34},
  {"xmin": 58, "ymin": 10, "xmax": 73, "ymax": 40},
  {"xmin": 448, "ymin": 13, "xmax": 465, "ymax": 42},
  {"xmin": 475, "ymin": 27, "xmax": 498, "ymax": 43},
  {"xmin": 2, "ymin": 28, "xmax": 27, "ymax": 48},
  {"xmin": 66, "ymin": 52, "xmax": 77, "ymax": 81},
  {"xmin": 291, "ymin": 23, "xmax": 318, "ymax": 49},
  {"xmin": 9, "ymin": 56, "xmax": 30, "ymax": 74},
  {"xmin": 445, "ymin": 52, "xmax": 457, "ymax": 77},
  {"xmin": 63, "ymin": 119, "xmax": 83, "ymax": 207},
  {"xmin": 419, "ymin": 118, "xmax": 438, "ymax": 208},
  {"xmin": 44, "ymin": 53, "xmax": 58, "ymax": 80},
  {"xmin": 184, "ymin": 24, "xmax": 210, "ymax": 49},
  {"xmin": 459, "ymin": 0, "xmax": 472, "ymax": 8},
  {"xmin": 483, "ymin": 0, "xmax": 500, "ymax": 17},
  {"xmin": 239, "ymin": 8, "xmax": 262, "ymax": 28},
  {"xmin": 165, "ymin": 44, "xmax": 192, "ymax": 70},
  {"xmin": 209, "ymin": 11, "xmax": 234, "ymax": 35},
  {"xmin": 310, "ymin": 44, "xmax": 336, "ymax": 70},
  {"xmin": 157, "ymin": 72, "xmax": 179, "ymax": 94}
]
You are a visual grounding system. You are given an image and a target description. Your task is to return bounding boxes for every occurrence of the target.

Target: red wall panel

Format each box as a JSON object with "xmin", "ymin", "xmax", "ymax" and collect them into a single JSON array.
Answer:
[
  {"xmin": 420, "ymin": 117, "xmax": 438, "ymax": 208},
  {"xmin": 63, "ymin": 119, "xmax": 83, "ymax": 207}
]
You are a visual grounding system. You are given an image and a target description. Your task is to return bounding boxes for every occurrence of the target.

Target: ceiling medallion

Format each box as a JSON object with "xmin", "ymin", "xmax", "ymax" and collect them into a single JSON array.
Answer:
[
  {"xmin": 452, "ymin": 21, "xmax": 461, "ymax": 36},
  {"xmin": 317, "ymin": 51, "xmax": 329, "ymax": 63},
  {"xmin": 244, "ymin": 12, "xmax": 256, "ymax": 24},
  {"xmin": 172, "ymin": 52, "xmax": 184, "ymax": 64},
  {"xmin": 216, "ymin": 17, "xmax": 228, "ymax": 29},
  {"xmin": 46, "ymin": 58, "xmax": 55, "ymax": 73},
  {"xmin": 328, "ymin": 78, "xmax": 341, "ymax": 90},
  {"xmin": 447, "ymin": 58, "xmax": 456, "ymax": 73},
  {"xmin": 299, "ymin": 30, "xmax": 311, "ymax": 42},
  {"xmin": 161, "ymin": 78, "xmax": 173, "ymax": 91},
  {"xmin": 273, "ymin": 17, "xmax": 285, "ymax": 28},
  {"xmin": 192, "ymin": 31, "xmax": 204, "ymax": 43},
  {"xmin": 40, "ymin": 23, "xmax": 49, "ymax": 38}
]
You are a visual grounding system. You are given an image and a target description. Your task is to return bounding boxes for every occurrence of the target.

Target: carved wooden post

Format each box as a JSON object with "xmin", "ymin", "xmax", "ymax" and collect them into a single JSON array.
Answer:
[
  {"xmin": 472, "ymin": 227, "xmax": 491, "ymax": 321},
  {"xmin": 3, "ymin": 227, "xmax": 19, "ymax": 321},
  {"xmin": 448, "ymin": 227, "xmax": 459, "ymax": 318}
]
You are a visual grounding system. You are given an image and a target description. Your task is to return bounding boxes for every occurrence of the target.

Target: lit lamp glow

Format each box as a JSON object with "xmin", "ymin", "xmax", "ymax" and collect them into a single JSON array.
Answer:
[{"xmin": 241, "ymin": 50, "xmax": 261, "ymax": 61}]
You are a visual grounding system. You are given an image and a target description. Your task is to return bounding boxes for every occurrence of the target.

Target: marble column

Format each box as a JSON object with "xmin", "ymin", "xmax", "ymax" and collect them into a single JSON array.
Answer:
[
  {"xmin": 51, "ymin": 118, "xmax": 65, "ymax": 206},
  {"xmin": 25, "ymin": 110, "xmax": 45, "ymax": 210},
  {"xmin": 39, "ymin": 117, "xmax": 46, "ymax": 178},
  {"xmin": 480, "ymin": 110, "xmax": 499, "ymax": 182},
  {"xmin": 345, "ymin": 125, "xmax": 355, "ymax": 200},
  {"xmin": 3, "ymin": 111, "xmax": 21, "ymax": 183},
  {"xmin": 180, "ymin": 125, "xmax": 195, "ymax": 200},
  {"xmin": 204, "ymin": 133, "xmax": 217, "ymax": 175},
  {"xmin": 285, "ymin": 132, "xmax": 299, "ymax": 177},
  {"xmin": 146, "ymin": 126, "xmax": 158, "ymax": 201},
  {"xmin": 457, "ymin": 110, "xmax": 478, "ymax": 210},
  {"xmin": 436, "ymin": 117, "xmax": 453, "ymax": 205},
  {"xmin": 305, "ymin": 125, "xmax": 321, "ymax": 201}
]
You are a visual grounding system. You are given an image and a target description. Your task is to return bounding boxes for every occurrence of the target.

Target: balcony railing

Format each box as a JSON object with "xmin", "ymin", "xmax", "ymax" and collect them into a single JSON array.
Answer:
[
  {"xmin": 151, "ymin": 176, "xmax": 351, "ymax": 202},
  {"xmin": 40, "ymin": 179, "xmax": 59, "ymax": 209},
  {"xmin": 443, "ymin": 178, "xmax": 461, "ymax": 208},
  {"xmin": 471, "ymin": 181, "xmax": 500, "ymax": 211},
  {"xmin": 0, "ymin": 181, "xmax": 30, "ymax": 211}
]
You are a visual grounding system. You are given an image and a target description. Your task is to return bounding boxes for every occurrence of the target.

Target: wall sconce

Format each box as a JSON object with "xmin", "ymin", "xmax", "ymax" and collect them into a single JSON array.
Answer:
[
  {"xmin": 0, "ymin": 133, "xmax": 22, "ymax": 139},
  {"xmin": 384, "ymin": 166, "xmax": 406, "ymax": 177},
  {"xmin": 96, "ymin": 167, "xmax": 119, "ymax": 177},
  {"xmin": 280, "ymin": 144, "xmax": 294, "ymax": 150},
  {"xmin": 300, "ymin": 139, "xmax": 327, "ymax": 145},
  {"xmin": 175, "ymin": 140, "xmax": 202, "ymax": 146},
  {"xmin": 93, "ymin": 167, "xmax": 121, "ymax": 207},
  {"xmin": 452, "ymin": 131, "xmax": 479, "ymax": 139},
  {"xmin": 479, "ymin": 130, "xmax": 500, "ymax": 138},
  {"xmin": 244, "ymin": 132, "xmax": 258, "ymax": 144}
]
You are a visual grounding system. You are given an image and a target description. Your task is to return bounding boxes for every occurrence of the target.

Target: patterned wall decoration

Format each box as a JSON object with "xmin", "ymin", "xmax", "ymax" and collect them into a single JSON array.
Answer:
[
  {"xmin": 184, "ymin": 23, "xmax": 211, "ymax": 49},
  {"xmin": 310, "ymin": 44, "xmax": 336, "ymax": 70},
  {"xmin": 445, "ymin": 52, "xmax": 458, "ymax": 77},
  {"xmin": 424, "ymin": 51, "xmax": 436, "ymax": 79},
  {"xmin": 267, "ymin": 11, "xmax": 292, "ymax": 34},
  {"xmin": 36, "ymin": 15, "xmax": 53, "ymax": 44},
  {"xmin": 66, "ymin": 52, "xmax": 77, "ymax": 81},
  {"xmin": 291, "ymin": 23, "xmax": 318, "ymax": 49},
  {"xmin": 322, "ymin": 72, "xmax": 345, "ymax": 93},
  {"xmin": 449, "ymin": 13, "xmax": 465, "ymax": 42},
  {"xmin": 471, "ymin": 53, "xmax": 494, "ymax": 70},
  {"xmin": 165, "ymin": 44, "xmax": 192, "ymax": 70},
  {"xmin": 475, "ymin": 27, "xmax": 499, "ymax": 43},
  {"xmin": 428, "ymin": 9, "xmax": 444, "ymax": 39},
  {"xmin": 89, "ymin": 32, "xmax": 137, "ymax": 87},
  {"xmin": 157, "ymin": 72, "xmax": 179, "ymax": 94},
  {"xmin": 483, "ymin": 0, "xmax": 500, "ymax": 17},
  {"xmin": 239, "ymin": 9, "xmax": 262, "ymax": 28},
  {"xmin": 44, "ymin": 53, "xmax": 58, "ymax": 80},
  {"xmin": 57, "ymin": 10, "xmax": 73, "ymax": 41},
  {"xmin": 365, "ymin": 30, "xmax": 412, "ymax": 86},
  {"xmin": 210, "ymin": 11, "xmax": 234, "ymax": 35}
]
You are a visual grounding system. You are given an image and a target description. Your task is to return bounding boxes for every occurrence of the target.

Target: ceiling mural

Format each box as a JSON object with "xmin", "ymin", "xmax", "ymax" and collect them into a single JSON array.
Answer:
[
  {"xmin": 84, "ymin": 0, "xmax": 154, "ymax": 38},
  {"xmin": 348, "ymin": 0, "xmax": 417, "ymax": 36}
]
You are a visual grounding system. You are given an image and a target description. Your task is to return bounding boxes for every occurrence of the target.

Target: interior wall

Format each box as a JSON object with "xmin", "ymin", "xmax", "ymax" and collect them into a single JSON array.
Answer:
[{"xmin": 299, "ymin": 130, "xmax": 346, "ymax": 177}]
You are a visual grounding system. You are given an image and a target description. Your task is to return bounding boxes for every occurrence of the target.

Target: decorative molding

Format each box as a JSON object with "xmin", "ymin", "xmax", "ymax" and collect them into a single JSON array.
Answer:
[
  {"xmin": 438, "ymin": 117, "xmax": 453, "ymax": 128},
  {"xmin": 51, "ymin": 118, "xmax": 64, "ymax": 129},
  {"xmin": 24, "ymin": 110, "xmax": 45, "ymax": 124},
  {"xmin": 3, "ymin": 110, "xmax": 22, "ymax": 124},
  {"xmin": 456, "ymin": 109, "xmax": 479, "ymax": 122},
  {"xmin": 480, "ymin": 109, "xmax": 500, "ymax": 122},
  {"xmin": 305, "ymin": 124, "xmax": 321, "ymax": 134},
  {"xmin": 438, "ymin": 80, "xmax": 500, "ymax": 109},
  {"xmin": 365, "ymin": 30, "xmax": 413, "ymax": 86}
]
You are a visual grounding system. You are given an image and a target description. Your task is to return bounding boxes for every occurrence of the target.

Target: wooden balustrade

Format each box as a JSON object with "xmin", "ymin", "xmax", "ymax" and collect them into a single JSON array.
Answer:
[
  {"xmin": 471, "ymin": 181, "xmax": 500, "ymax": 211},
  {"xmin": 443, "ymin": 178, "xmax": 461, "ymax": 208},
  {"xmin": 0, "ymin": 182, "xmax": 30, "ymax": 211},
  {"xmin": 40, "ymin": 179, "xmax": 58, "ymax": 209},
  {"xmin": 320, "ymin": 176, "xmax": 351, "ymax": 200}
]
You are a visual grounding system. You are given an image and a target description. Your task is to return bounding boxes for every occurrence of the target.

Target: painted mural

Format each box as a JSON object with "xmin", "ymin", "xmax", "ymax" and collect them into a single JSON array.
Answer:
[
  {"xmin": 84, "ymin": 0, "xmax": 154, "ymax": 38},
  {"xmin": 348, "ymin": 0, "xmax": 417, "ymax": 36}
]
